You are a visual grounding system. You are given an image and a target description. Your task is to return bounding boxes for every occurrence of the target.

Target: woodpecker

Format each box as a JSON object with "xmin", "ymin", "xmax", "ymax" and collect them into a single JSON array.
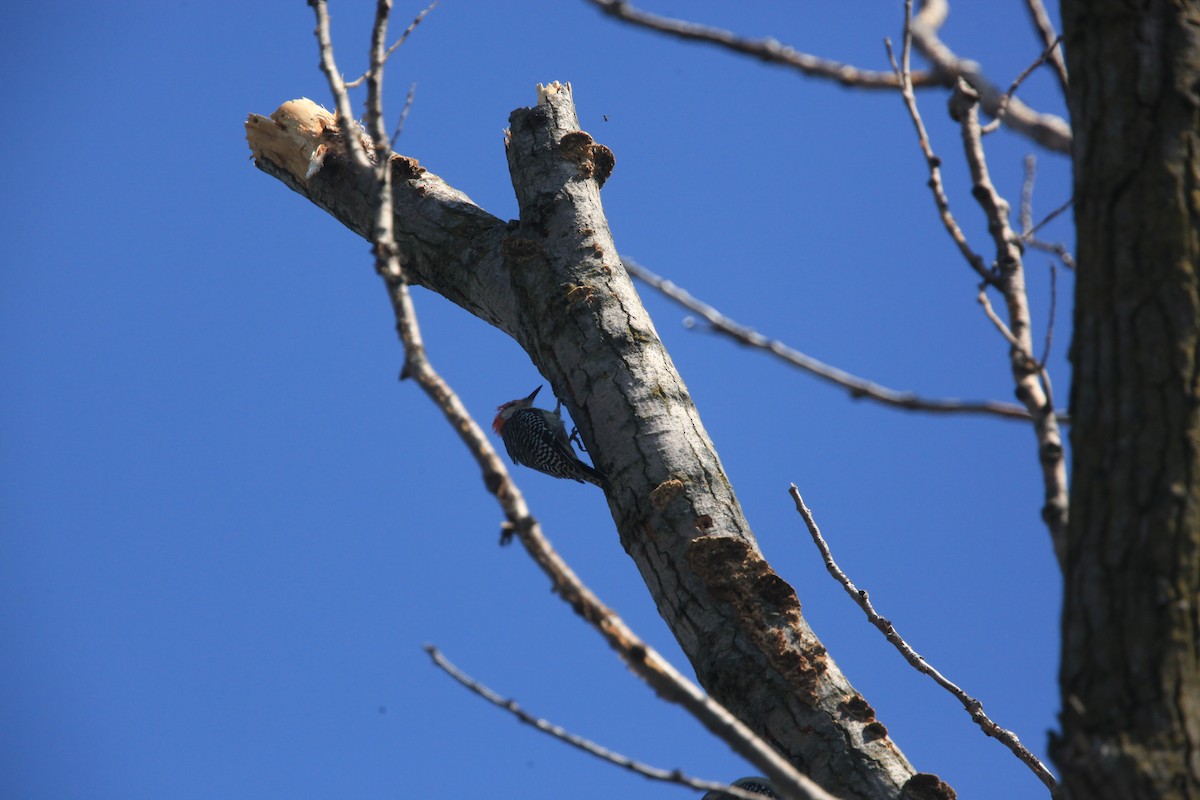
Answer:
[
  {"xmin": 701, "ymin": 777, "xmax": 779, "ymax": 800},
  {"xmin": 492, "ymin": 386, "xmax": 607, "ymax": 489}
]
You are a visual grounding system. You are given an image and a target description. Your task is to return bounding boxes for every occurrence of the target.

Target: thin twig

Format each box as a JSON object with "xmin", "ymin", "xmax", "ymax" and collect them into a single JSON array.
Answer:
[
  {"xmin": 625, "ymin": 259, "xmax": 1065, "ymax": 423},
  {"xmin": 1041, "ymin": 262, "xmax": 1057, "ymax": 368},
  {"xmin": 1025, "ymin": 206, "xmax": 1076, "ymax": 271},
  {"xmin": 1022, "ymin": 0, "xmax": 1069, "ymax": 94},
  {"xmin": 346, "ymin": 1, "xmax": 437, "ymax": 89},
  {"xmin": 1021, "ymin": 154, "xmax": 1037, "ymax": 235},
  {"xmin": 308, "ymin": 0, "xmax": 374, "ymax": 171},
  {"xmin": 981, "ymin": 35, "xmax": 1063, "ymax": 135},
  {"xmin": 977, "ymin": 286, "xmax": 1023, "ymax": 351},
  {"xmin": 364, "ymin": 0, "xmax": 393, "ymax": 154},
  {"xmin": 1025, "ymin": 237, "xmax": 1076, "ymax": 270},
  {"xmin": 1020, "ymin": 158, "xmax": 1062, "ymax": 366},
  {"xmin": 788, "ymin": 486, "xmax": 1059, "ymax": 793},
  {"xmin": 392, "ymin": 82, "xmax": 417, "ymax": 144},
  {"xmin": 887, "ymin": 0, "xmax": 1068, "ymax": 561},
  {"xmin": 309, "ymin": 1, "xmax": 488, "ymax": 518},
  {"xmin": 1020, "ymin": 156, "xmax": 1076, "ymax": 270},
  {"xmin": 886, "ymin": 3, "xmax": 996, "ymax": 286},
  {"xmin": 583, "ymin": 0, "xmax": 1071, "ymax": 152},
  {"xmin": 424, "ymin": 646, "xmax": 776, "ymax": 800},
  {"xmin": 1027, "ymin": 197, "xmax": 1073, "ymax": 238},
  {"xmin": 584, "ymin": 0, "xmax": 936, "ymax": 89}
]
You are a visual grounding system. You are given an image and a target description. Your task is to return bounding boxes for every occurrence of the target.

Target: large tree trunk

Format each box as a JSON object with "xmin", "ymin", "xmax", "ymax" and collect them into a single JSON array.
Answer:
[{"xmin": 1057, "ymin": 2, "xmax": 1200, "ymax": 797}]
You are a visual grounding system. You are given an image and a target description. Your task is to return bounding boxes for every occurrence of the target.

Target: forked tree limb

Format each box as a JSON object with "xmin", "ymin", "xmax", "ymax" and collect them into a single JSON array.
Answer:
[
  {"xmin": 910, "ymin": 0, "xmax": 1070, "ymax": 152},
  {"xmin": 246, "ymin": 87, "xmax": 947, "ymax": 799},
  {"xmin": 584, "ymin": 0, "xmax": 1071, "ymax": 153}
]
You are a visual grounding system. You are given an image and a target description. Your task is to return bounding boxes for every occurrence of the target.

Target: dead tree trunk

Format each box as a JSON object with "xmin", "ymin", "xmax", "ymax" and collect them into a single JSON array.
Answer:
[{"xmin": 246, "ymin": 86, "xmax": 936, "ymax": 799}]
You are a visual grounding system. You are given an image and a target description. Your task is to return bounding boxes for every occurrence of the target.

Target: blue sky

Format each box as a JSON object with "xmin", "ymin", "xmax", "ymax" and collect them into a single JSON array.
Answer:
[{"xmin": 2, "ymin": 2, "xmax": 1073, "ymax": 798}]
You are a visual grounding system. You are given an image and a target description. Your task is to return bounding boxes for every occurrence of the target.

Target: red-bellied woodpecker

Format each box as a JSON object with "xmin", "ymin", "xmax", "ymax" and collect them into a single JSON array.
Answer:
[
  {"xmin": 701, "ymin": 777, "xmax": 779, "ymax": 800},
  {"xmin": 492, "ymin": 386, "xmax": 607, "ymax": 489}
]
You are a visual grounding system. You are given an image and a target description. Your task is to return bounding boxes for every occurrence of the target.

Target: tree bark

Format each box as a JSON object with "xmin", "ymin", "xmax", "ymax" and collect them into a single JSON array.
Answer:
[
  {"xmin": 247, "ymin": 88, "xmax": 936, "ymax": 799},
  {"xmin": 1057, "ymin": 2, "xmax": 1200, "ymax": 798}
]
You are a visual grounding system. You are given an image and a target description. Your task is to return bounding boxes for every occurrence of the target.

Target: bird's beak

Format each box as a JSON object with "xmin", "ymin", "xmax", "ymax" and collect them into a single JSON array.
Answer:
[{"xmin": 524, "ymin": 385, "xmax": 543, "ymax": 402}]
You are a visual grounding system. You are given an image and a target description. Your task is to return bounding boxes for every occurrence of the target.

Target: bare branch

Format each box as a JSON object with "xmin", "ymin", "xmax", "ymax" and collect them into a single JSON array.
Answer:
[
  {"xmin": 789, "ymin": 486, "xmax": 1059, "ymax": 793},
  {"xmin": 346, "ymin": 1, "xmax": 437, "ymax": 89},
  {"xmin": 885, "ymin": 6, "xmax": 1069, "ymax": 562},
  {"xmin": 1041, "ymin": 262, "xmax": 1058, "ymax": 368},
  {"xmin": 1022, "ymin": 0, "xmax": 1069, "ymax": 94},
  {"xmin": 949, "ymin": 80, "xmax": 1068, "ymax": 565},
  {"xmin": 308, "ymin": 0, "xmax": 374, "ymax": 171},
  {"xmin": 1025, "ymin": 236, "xmax": 1076, "ymax": 270},
  {"xmin": 976, "ymin": 285, "xmax": 1024, "ymax": 351},
  {"xmin": 1020, "ymin": 159, "xmax": 1076, "ymax": 270},
  {"xmin": 309, "ymin": 2, "xmax": 508, "ymax": 515},
  {"xmin": 981, "ymin": 34, "xmax": 1064, "ymax": 135},
  {"xmin": 478, "ymin": 523, "xmax": 835, "ymax": 800},
  {"xmin": 425, "ymin": 646, "xmax": 783, "ymax": 800},
  {"xmin": 308, "ymin": 1, "xmax": 516, "ymax": 518},
  {"xmin": 1021, "ymin": 154, "xmax": 1037, "ymax": 235},
  {"xmin": 585, "ymin": 0, "xmax": 1070, "ymax": 152},
  {"xmin": 911, "ymin": 0, "xmax": 1070, "ymax": 153},
  {"xmin": 886, "ymin": 6, "xmax": 996, "ymax": 286},
  {"xmin": 625, "ymin": 259, "xmax": 1064, "ymax": 423},
  {"xmin": 363, "ymin": 0, "xmax": 393, "ymax": 150},
  {"xmin": 1027, "ymin": 198, "xmax": 1073, "ymax": 238},
  {"xmin": 392, "ymin": 82, "xmax": 417, "ymax": 144},
  {"xmin": 584, "ymin": 0, "xmax": 935, "ymax": 89},
  {"xmin": 1019, "ymin": 161, "xmax": 1063, "ymax": 364}
]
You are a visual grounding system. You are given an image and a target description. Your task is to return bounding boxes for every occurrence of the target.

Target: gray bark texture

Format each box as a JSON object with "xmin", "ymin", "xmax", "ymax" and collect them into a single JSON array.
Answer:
[
  {"xmin": 246, "ymin": 86, "xmax": 944, "ymax": 800},
  {"xmin": 1057, "ymin": 2, "xmax": 1200, "ymax": 798}
]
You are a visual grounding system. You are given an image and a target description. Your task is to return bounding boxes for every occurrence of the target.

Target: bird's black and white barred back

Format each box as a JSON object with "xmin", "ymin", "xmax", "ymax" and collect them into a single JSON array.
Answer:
[{"xmin": 492, "ymin": 386, "xmax": 607, "ymax": 489}]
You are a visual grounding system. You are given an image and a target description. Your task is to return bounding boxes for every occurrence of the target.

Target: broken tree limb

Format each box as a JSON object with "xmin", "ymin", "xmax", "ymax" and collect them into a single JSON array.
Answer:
[
  {"xmin": 246, "ymin": 98, "xmax": 518, "ymax": 332},
  {"xmin": 246, "ymin": 87, "xmax": 935, "ymax": 800}
]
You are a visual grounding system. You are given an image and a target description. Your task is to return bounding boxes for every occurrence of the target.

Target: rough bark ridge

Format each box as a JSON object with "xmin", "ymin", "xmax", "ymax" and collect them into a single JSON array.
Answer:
[
  {"xmin": 1058, "ymin": 2, "xmax": 1200, "ymax": 798},
  {"xmin": 247, "ymin": 86, "xmax": 928, "ymax": 799}
]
